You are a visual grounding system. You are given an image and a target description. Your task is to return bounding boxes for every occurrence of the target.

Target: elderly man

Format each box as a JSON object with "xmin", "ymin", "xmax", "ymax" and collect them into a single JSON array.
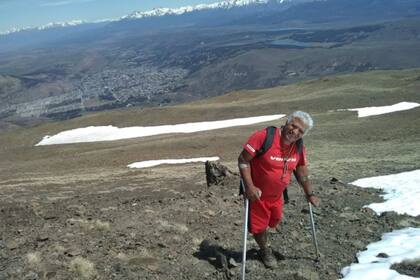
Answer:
[{"xmin": 238, "ymin": 111, "xmax": 319, "ymax": 269}]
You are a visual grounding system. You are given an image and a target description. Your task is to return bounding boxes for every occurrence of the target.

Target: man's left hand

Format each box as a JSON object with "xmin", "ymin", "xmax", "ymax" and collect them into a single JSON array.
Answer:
[{"xmin": 307, "ymin": 195, "xmax": 319, "ymax": 207}]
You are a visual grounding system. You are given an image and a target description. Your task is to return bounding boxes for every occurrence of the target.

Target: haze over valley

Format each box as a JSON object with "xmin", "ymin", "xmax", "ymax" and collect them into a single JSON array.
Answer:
[{"xmin": 1, "ymin": 0, "xmax": 420, "ymax": 127}]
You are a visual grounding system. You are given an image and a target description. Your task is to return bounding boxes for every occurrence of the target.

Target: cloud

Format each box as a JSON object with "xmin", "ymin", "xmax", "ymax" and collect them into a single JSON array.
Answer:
[
  {"xmin": 40, "ymin": 0, "xmax": 96, "ymax": 7},
  {"xmin": 41, "ymin": 1, "xmax": 71, "ymax": 6}
]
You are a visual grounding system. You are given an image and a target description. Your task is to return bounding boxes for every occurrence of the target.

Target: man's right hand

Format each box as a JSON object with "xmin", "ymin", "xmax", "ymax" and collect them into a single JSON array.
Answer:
[{"xmin": 245, "ymin": 185, "xmax": 262, "ymax": 201}]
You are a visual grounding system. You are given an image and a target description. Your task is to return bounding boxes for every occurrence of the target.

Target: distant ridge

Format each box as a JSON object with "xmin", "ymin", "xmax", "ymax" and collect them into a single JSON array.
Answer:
[
  {"xmin": 1, "ymin": 0, "xmax": 294, "ymax": 36},
  {"xmin": 2, "ymin": 0, "xmax": 420, "ymax": 36},
  {"xmin": 1, "ymin": 0, "xmax": 420, "ymax": 123}
]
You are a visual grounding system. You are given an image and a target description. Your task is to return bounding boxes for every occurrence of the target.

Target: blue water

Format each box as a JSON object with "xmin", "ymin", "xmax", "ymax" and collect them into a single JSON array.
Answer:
[{"xmin": 270, "ymin": 39, "xmax": 316, "ymax": 48}]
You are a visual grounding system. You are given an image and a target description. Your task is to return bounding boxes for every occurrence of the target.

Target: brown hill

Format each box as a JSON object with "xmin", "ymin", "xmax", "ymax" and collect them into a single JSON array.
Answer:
[{"xmin": 0, "ymin": 69, "xmax": 419, "ymax": 279}]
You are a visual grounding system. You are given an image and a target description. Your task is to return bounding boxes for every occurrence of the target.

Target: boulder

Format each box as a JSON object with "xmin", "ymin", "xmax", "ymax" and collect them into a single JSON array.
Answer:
[{"xmin": 205, "ymin": 161, "xmax": 235, "ymax": 187}]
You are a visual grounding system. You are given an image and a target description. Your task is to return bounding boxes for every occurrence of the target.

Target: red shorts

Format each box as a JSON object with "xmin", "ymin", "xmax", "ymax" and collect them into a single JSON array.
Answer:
[{"xmin": 249, "ymin": 198, "xmax": 283, "ymax": 234}]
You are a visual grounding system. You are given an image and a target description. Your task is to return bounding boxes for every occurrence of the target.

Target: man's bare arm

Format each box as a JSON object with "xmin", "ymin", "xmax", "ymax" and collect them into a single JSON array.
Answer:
[
  {"xmin": 238, "ymin": 150, "xmax": 261, "ymax": 201},
  {"xmin": 295, "ymin": 165, "xmax": 319, "ymax": 206}
]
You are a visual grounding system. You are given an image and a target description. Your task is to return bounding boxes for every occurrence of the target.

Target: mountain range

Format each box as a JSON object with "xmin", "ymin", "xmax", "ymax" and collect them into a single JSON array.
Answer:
[
  {"xmin": 0, "ymin": 0, "xmax": 420, "ymax": 126},
  {"xmin": 0, "ymin": 0, "xmax": 299, "ymax": 35}
]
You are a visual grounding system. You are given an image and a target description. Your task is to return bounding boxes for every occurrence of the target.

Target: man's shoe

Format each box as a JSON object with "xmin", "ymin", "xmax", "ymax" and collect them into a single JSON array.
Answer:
[{"xmin": 259, "ymin": 248, "xmax": 277, "ymax": 269}]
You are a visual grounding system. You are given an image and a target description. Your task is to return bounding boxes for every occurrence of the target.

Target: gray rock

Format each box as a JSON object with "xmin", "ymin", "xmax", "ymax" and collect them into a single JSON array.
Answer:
[
  {"xmin": 391, "ymin": 259, "xmax": 420, "ymax": 278},
  {"xmin": 24, "ymin": 272, "xmax": 39, "ymax": 280},
  {"xmin": 229, "ymin": 257, "xmax": 238, "ymax": 268},
  {"xmin": 5, "ymin": 240, "xmax": 18, "ymax": 250},
  {"xmin": 339, "ymin": 212, "xmax": 360, "ymax": 221},
  {"xmin": 295, "ymin": 268, "xmax": 320, "ymax": 280},
  {"xmin": 376, "ymin": 252, "xmax": 390, "ymax": 258},
  {"xmin": 37, "ymin": 235, "xmax": 49, "ymax": 242},
  {"xmin": 42, "ymin": 213, "xmax": 57, "ymax": 220},
  {"xmin": 205, "ymin": 161, "xmax": 235, "ymax": 187},
  {"xmin": 64, "ymin": 248, "xmax": 82, "ymax": 257},
  {"xmin": 352, "ymin": 240, "xmax": 366, "ymax": 250}
]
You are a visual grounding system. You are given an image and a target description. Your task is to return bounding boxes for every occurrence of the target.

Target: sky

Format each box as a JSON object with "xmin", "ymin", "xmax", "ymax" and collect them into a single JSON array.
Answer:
[{"xmin": 0, "ymin": 0, "xmax": 218, "ymax": 33}]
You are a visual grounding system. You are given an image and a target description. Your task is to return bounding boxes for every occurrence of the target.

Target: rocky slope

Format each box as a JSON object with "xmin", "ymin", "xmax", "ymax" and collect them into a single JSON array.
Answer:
[
  {"xmin": 1, "ymin": 163, "xmax": 420, "ymax": 279},
  {"xmin": 0, "ymin": 69, "xmax": 420, "ymax": 279}
]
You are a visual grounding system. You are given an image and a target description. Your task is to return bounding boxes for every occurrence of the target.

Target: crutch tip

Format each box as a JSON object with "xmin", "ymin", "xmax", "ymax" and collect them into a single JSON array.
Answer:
[{"xmin": 314, "ymin": 253, "xmax": 322, "ymax": 262}]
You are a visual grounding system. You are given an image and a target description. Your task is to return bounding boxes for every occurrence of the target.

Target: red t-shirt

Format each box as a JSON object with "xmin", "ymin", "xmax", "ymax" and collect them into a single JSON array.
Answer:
[{"xmin": 243, "ymin": 127, "xmax": 307, "ymax": 201}]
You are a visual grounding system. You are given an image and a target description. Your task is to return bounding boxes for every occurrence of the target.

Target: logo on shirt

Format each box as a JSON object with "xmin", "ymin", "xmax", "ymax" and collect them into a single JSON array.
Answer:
[
  {"xmin": 246, "ymin": 144, "xmax": 256, "ymax": 153},
  {"xmin": 270, "ymin": 156, "xmax": 297, "ymax": 162}
]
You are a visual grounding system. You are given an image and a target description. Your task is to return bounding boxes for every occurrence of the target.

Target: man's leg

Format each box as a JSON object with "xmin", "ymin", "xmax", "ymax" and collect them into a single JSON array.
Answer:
[
  {"xmin": 254, "ymin": 230, "xmax": 268, "ymax": 250},
  {"xmin": 249, "ymin": 200, "xmax": 278, "ymax": 268},
  {"xmin": 254, "ymin": 230, "xmax": 277, "ymax": 268}
]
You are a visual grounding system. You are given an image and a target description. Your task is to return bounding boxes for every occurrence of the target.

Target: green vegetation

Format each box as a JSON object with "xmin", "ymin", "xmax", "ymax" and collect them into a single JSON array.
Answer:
[
  {"xmin": 0, "ymin": 75, "xmax": 22, "ymax": 96},
  {"xmin": 1, "ymin": 68, "xmax": 419, "ymax": 186}
]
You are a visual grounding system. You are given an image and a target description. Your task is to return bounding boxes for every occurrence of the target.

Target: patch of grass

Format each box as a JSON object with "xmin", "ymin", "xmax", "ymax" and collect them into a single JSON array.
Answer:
[
  {"xmin": 67, "ymin": 218, "xmax": 110, "ymax": 231},
  {"xmin": 26, "ymin": 252, "xmax": 42, "ymax": 269},
  {"xmin": 158, "ymin": 220, "xmax": 189, "ymax": 234},
  {"xmin": 69, "ymin": 257, "xmax": 97, "ymax": 280},
  {"xmin": 0, "ymin": 74, "xmax": 22, "ymax": 96}
]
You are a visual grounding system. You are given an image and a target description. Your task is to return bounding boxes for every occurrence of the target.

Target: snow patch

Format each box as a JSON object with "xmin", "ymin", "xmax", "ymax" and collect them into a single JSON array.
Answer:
[
  {"xmin": 36, "ymin": 114, "xmax": 285, "ymax": 146},
  {"xmin": 341, "ymin": 227, "xmax": 420, "ymax": 280},
  {"xmin": 128, "ymin": 157, "xmax": 220, "ymax": 169},
  {"xmin": 340, "ymin": 102, "xmax": 419, "ymax": 118},
  {"xmin": 351, "ymin": 169, "xmax": 420, "ymax": 216}
]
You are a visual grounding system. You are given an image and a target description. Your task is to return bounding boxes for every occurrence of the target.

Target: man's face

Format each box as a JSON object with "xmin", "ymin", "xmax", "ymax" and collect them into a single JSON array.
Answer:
[{"xmin": 282, "ymin": 117, "xmax": 307, "ymax": 144}]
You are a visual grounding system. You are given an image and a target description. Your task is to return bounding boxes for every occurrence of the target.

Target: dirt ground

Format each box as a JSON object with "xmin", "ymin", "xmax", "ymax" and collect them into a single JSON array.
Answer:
[
  {"xmin": 1, "ymin": 161, "xmax": 420, "ymax": 280},
  {"xmin": 1, "ymin": 69, "xmax": 420, "ymax": 279}
]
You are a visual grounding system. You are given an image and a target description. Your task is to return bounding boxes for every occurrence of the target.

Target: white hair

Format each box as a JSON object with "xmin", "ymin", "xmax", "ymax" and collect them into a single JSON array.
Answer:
[{"xmin": 286, "ymin": 111, "xmax": 314, "ymax": 135}]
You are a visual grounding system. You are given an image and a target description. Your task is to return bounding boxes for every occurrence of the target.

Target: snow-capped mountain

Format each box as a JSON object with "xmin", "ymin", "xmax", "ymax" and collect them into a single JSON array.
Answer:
[
  {"xmin": 0, "ymin": 19, "xmax": 117, "ymax": 36},
  {"xmin": 121, "ymin": 0, "xmax": 281, "ymax": 20},
  {"xmin": 1, "ymin": 0, "xmax": 419, "ymax": 122},
  {"xmin": 1, "ymin": 0, "xmax": 290, "ymax": 35}
]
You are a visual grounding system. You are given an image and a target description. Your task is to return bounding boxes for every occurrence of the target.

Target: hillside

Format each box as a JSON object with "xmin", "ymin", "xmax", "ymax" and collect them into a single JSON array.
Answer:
[
  {"xmin": 0, "ymin": 0, "xmax": 420, "ymax": 123},
  {"xmin": 0, "ymin": 69, "xmax": 419, "ymax": 279}
]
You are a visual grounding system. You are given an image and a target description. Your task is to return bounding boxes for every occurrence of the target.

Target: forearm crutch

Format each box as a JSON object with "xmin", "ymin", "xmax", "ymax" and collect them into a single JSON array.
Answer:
[
  {"xmin": 308, "ymin": 202, "xmax": 320, "ymax": 260},
  {"xmin": 240, "ymin": 179, "xmax": 249, "ymax": 280}
]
